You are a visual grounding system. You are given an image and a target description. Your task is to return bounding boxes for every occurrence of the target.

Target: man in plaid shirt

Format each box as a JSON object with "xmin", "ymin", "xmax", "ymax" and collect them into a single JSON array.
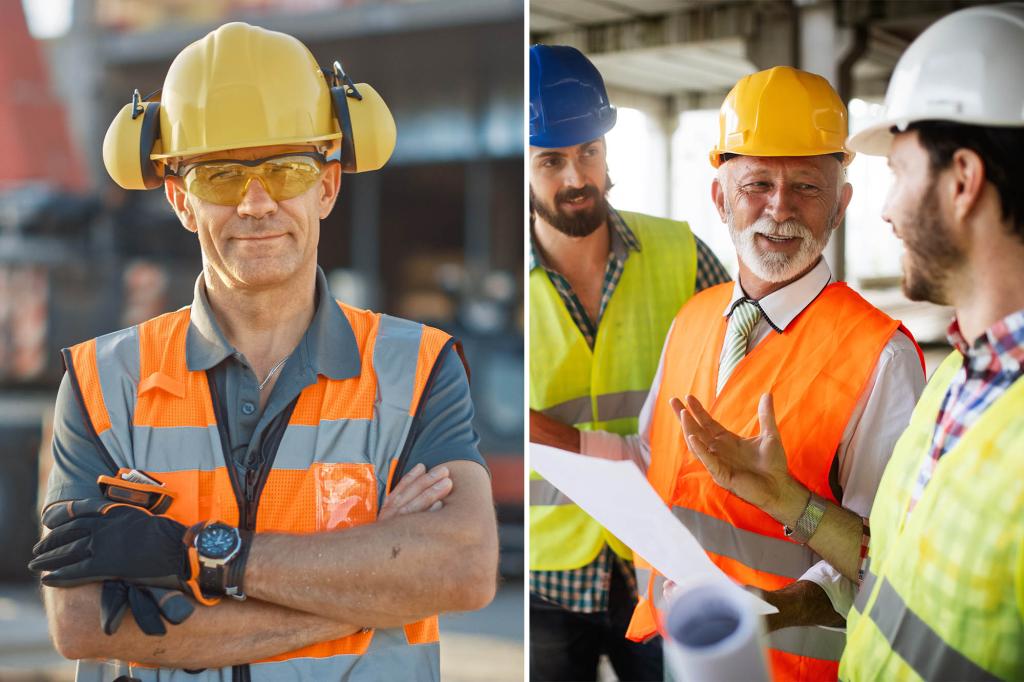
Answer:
[{"xmin": 528, "ymin": 44, "xmax": 730, "ymax": 681}]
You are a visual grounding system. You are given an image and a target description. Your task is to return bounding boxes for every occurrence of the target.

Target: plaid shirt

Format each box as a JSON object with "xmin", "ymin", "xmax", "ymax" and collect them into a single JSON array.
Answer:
[
  {"xmin": 907, "ymin": 309, "xmax": 1024, "ymax": 518},
  {"xmin": 531, "ymin": 206, "xmax": 732, "ymax": 612}
]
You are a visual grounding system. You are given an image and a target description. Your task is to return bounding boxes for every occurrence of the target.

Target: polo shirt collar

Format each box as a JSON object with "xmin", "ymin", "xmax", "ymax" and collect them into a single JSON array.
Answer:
[
  {"xmin": 725, "ymin": 257, "xmax": 833, "ymax": 333},
  {"xmin": 185, "ymin": 266, "xmax": 360, "ymax": 380}
]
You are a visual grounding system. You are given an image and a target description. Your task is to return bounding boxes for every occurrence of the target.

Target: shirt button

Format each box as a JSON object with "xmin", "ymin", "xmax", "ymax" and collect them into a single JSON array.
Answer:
[{"xmin": 241, "ymin": 402, "xmax": 256, "ymax": 416}]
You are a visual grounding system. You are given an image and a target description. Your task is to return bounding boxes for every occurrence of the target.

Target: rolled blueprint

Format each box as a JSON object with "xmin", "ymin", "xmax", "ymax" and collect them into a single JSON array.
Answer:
[{"xmin": 663, "ymin": 579, "xmax": 770, "ymax": 682}]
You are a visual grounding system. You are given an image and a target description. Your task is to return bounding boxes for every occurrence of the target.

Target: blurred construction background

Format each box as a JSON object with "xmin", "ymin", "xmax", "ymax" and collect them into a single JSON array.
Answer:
[
  {"xmin": 530, "ymin": 0, "xmax": 996, "ymax": 382},
  {"xmin": 0, "ymin": 0, "xmax": 523, "ymax": 679}
]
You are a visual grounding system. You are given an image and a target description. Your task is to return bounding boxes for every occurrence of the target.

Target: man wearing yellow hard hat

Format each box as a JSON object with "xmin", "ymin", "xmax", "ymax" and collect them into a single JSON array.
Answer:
[
  {"xmin": 536, "ymin": 66, "xmax": 926, "ymax": 681},
  {"xmin": 29, "ymin": 22, "xmax": 497, "ymax": 681},
  {"xmin": 674, "ymin": 5, "xmax": 1024, "ymax": 679}
]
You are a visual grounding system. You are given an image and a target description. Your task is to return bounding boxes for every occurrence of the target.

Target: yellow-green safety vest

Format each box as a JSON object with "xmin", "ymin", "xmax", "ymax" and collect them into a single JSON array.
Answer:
[
  {"xmin": 841, "ymin": 350, "xmax": 1024, "ymax": 681},
  {"xmin": 530, "ymin": 211, "xmax": 698, "ymax": 570}
]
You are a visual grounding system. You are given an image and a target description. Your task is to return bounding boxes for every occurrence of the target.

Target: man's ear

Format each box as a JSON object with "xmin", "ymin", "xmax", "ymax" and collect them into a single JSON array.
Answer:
[
  {"xmin": 164, "ymin": 177, "xmax": 198, "ymax": 233},
  {"xmin": 948, "ymin": 148, "xmax": 987, "ymax": 226},
  {"xmin": 711, "ymin": 176, "xmax": 728, "ymax": 223},
  {"xmin": 833, "ymin": 182, "xmax": 854, "ymax": 230},
  {"xmin": 318, "ymin": 161, "xmax": 342, "ymax": 220}
]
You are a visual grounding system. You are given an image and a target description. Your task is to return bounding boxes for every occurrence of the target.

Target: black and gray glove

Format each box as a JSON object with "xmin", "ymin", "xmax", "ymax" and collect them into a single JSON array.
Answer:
[{"xmin": 101, "ymin": 580, "xmax": 194, "ymax": 636}]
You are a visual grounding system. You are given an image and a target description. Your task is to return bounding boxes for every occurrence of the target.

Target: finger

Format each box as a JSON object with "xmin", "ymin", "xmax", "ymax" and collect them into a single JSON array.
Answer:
[
  {"xmin": 128, "ymin": 584, "xmax": 167, "ymax": 636},
  {"xmin": 428, "ymin": 500, "xmax": 443, "ymax": 512},
  {"xmin": 40, "ymin": 498, "xmax": 123, "ymax": 530},
  {"xmin": 683, "ymin": 394, "xmax": 727, "ymax": 438},
  {"xmin": 380, "ymin": 463, "xmax": 427, "ymax": 511},
  {"xmin": 33, "ymin": 522, "xmax": 91, "ymax": 556},
  {"xmin": 149, "ymin": 587, "xmax": 194, "ymax": 625},
  {"xmin": 679, "ymin": 408, "xmax": 713, "ymax": 456},
  {"xmin": 101, "ymin": 581, "xmax": 130, "ymax": 635},
  {"xmin": 758, "ymin": 393, "xmax": 780, "ymax": 439},
  {"xmin": 400, "ymin": 477, "xmax": 452, "ymax": 514},
  {"xmin": 391, "ymin": 465, "xmax": 449, "ymax": 510},
  {"xmin": 29, "ymin": 536, "xmax": 93, "ymax": 573}
]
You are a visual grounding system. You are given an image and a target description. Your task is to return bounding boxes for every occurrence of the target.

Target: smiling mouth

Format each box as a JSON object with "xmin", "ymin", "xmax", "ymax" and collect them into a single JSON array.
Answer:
[
  {"xmin": 236, "ymin": 234, "xmax": 285, "ymax": 241},
  {"xmin": 758, "ymin": 234, "xmax": 799, "ymax": 244}
]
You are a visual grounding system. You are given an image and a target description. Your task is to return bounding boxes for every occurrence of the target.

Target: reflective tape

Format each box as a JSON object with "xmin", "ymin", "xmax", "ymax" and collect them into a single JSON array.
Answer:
[
  {"xmin": 866, "ymin": 577, "xmax": 998, "ymax": 682},
  {"xmin": 769, "ymin": 626, "xmax": 845, "ymax": 662},
  {"xmin": 541, "ymin": 396, "xmax": 593, "ymax": 425},
  {"xmin": 595, "ymin": 389, "xmax": 648, "ymax": 422},
  {"xmin": 852, "ymin": 564, "xmax": 876, "ymax": 614},
  {"xmin": 672, "ymin": 506, "xmax": 820, "ymax": 579},
  {"xmin": 529, "ymin": 477, "xmax": 573, "ymax": 506}
]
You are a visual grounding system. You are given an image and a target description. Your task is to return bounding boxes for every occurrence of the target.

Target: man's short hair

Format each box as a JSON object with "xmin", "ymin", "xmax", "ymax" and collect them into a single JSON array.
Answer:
[{"xmin": 908, "ymin": 121, "xmax": 1024, "ymax": 242}]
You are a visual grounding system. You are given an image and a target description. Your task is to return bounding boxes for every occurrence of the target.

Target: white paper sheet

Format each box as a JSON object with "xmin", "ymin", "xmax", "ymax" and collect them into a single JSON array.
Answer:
[{"xmin": 530, "ymin": 444, "xmax": 777, "ymax": 616}]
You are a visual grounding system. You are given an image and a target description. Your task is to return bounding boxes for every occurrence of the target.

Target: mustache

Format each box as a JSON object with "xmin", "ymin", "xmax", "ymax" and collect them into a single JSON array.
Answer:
[
  {"xmin": 750, "ymin": 217, "xmax": 813, "ymax": 239},
  {"xmin": 555, "ymin": 185, "xmax": 602, "ymax": 204}
]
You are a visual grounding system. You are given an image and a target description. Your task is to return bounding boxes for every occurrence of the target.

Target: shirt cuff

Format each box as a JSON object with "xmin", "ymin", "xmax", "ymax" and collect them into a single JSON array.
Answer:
[
  {"xmin": 800, "ymin": 560, "xmax": 856, "ymax": 619},
  {"xmin": 579, "ymin": 430, "xmax": 647, "ymax": 472}
]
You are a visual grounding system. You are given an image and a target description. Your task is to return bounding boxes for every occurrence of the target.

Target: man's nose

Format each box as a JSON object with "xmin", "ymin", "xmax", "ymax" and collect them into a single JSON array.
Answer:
[
  {"xmin": 764, "ymin": 185, "xmax": 798, "ymax": 224},
  {"xmin": 561, "ymin": 160, "xmax": 587, "ymax": 189},
  {"xmin": 236, "ymin": 176, "xmax": 277, "ymax": 218}
]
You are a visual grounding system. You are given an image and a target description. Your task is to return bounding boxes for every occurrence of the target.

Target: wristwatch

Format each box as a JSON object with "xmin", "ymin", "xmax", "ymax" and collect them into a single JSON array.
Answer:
[
  {"xmin": 194, "ymin": 521, "xmax": 245, "ymax": 599},
  {"xmin": 783, "ymin": 492, "xmax": 827, "ymax": 545}
]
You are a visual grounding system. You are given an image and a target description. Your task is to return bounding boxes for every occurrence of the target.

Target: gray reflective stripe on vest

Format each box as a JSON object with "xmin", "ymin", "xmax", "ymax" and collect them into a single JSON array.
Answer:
[
  {"xmin": 273, "ymin": 420, "xmax": 376, "ymax": 469},
  {"xmin": 372, "ymin": 314, "xmax": 426, "ymax": 497},
  {"xmin": 866, "ymin": 577, "xmax": 999, "ymax": 682},
  {"xmin": 251, "ymin": 631, "xmax": 440, "ymax": 682},
  {"xmin": 595, "ymin": 389, "xmax": 647, "ymax": 423},
  {"xmin": 671, "ymin": 507, "xmax": 820, "ymax": 579},
  {"xmin": 541, "ymin": 390, "xmax": 648, "ymax": 426},
  {"xmin": 852, "ymin": 564, "xmax": 876, "ymax": 614},
  {"xmin": 529, "ymin": 477, "xmax": 573, "ymax": 506},
  {"xmin": 768, "ymin": 626, "xmax": 845, "ymax": 662},
  {"xmin": 541, "ymin": 395, "xmax": 592, "ymax": 425},
  {"xmin": 75, "ymin": 638, "xmax": 441, "ymax": 682},
  {"xmin": 131, "ymin": 425, "xmax": 227, "ymax": 471},
  {"xmin": 93, "ymin": 326, "xmax": 141, "ymax": 468}
]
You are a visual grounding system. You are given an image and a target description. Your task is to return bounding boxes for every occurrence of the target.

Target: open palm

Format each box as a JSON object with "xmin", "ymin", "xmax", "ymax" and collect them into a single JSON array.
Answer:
[{"xmin": 673, "ymin": 393, "xmax": 794, "ymax": 516}]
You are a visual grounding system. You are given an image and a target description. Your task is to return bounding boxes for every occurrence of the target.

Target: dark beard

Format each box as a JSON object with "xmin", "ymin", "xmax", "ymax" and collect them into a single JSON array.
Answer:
[
  {"xmin": 530, "ymin": 184, "xmax": 608, "ymax": 238},
  {"xmin": 901, "ymin": 183, "xmax": 961, "ymax": 305}
]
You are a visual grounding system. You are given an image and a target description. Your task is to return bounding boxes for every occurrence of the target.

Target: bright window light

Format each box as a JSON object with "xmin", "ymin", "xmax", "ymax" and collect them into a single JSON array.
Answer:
[{"xmin": 605, "ymin": 107, "xmax": 668, "ymax": 217}]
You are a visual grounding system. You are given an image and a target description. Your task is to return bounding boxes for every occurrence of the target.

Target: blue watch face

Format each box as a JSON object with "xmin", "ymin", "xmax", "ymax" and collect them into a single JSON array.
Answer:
[{"xmin": 198, "ymin": 524, "xmax": 238, "ymax": 560}]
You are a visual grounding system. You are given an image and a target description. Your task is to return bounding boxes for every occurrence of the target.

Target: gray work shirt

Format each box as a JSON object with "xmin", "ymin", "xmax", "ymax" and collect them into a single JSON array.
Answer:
[{"xmin": 45, "ymin": 267, "xmax": 485, "ymax": 506}]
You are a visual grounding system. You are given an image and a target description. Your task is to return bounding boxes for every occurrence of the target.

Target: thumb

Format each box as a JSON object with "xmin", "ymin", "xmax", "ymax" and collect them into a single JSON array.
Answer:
[{"xmin": 758, "ymin": 393, "xmax": 780, "ymax": 440}]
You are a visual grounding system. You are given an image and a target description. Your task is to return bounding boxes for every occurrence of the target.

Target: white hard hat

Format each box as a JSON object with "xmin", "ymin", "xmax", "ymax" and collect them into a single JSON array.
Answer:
[{"xmin": 848, "ymin": 3, "xmax": 1024, "ymax": 156}]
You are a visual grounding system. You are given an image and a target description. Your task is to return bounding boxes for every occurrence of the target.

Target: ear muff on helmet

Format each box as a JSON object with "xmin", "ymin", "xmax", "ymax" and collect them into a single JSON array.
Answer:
[
  {"xmin": 324, "ymin": 62, "xmax": 396, "ymax": 174},
  {"xmin": 102, "ymin": 89, "xmax": 165, "ymax": 190}
]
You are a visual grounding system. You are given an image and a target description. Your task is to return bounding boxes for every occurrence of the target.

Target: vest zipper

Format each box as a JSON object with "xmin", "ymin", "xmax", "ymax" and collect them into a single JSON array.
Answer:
[{"xmin": 206, "ymin": 372, "xmax": 298, "ymax": 681}]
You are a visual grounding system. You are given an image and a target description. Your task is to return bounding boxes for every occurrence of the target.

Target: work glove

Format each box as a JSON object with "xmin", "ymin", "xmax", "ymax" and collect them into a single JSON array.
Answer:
[
  {"xmin": 101, "ymin": 580, "xmax": 194, "ymax": 636},
  {"xmin": 29, "ymin": 499, "xmax": 203, "ymax": 599}
]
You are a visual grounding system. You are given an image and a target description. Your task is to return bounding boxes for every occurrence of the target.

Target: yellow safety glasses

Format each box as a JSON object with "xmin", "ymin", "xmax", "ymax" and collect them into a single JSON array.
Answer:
[{"xmin": 181, "ymin": 152, "xmax": 326, "ymax": 206}]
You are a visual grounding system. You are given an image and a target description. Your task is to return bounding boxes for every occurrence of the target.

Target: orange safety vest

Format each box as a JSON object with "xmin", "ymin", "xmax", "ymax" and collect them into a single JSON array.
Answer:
[
  {"xmin": 627, "ymin": 282, "xmax": 922, "ymax": 682},
  {"xmin": 63, "ymin": 303, "xmax": 452, "ymax": 681}
]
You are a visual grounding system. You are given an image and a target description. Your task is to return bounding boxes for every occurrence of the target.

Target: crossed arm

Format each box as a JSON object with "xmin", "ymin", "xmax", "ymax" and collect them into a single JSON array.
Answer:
[{"xmin": 45, "ymin": 460, "xmax": 498, "ymax": 667}]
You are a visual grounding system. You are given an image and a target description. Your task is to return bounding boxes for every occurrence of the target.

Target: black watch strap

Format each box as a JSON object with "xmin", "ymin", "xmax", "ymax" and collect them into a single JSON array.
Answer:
[{"xmin": 224, "ymin": 529, "xmax": 253, "ymax": 600}]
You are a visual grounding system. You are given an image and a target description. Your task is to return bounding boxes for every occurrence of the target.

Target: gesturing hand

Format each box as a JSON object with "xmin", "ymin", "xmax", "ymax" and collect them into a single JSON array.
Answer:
[{"xmin": 673, "ymin": 393, "xmax": 804, "ymax": 524}]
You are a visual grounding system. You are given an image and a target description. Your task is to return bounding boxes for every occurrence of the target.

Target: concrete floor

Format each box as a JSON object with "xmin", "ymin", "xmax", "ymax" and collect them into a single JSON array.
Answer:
[{"xmin": 0, "ymin": 580, "xmax": 524, "ymax": 681}]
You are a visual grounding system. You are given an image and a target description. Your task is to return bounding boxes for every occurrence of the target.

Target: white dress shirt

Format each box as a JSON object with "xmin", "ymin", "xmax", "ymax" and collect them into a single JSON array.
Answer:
[{"xmin": 580, "ymin": 258, "xmax": 925, "ymax": 616}]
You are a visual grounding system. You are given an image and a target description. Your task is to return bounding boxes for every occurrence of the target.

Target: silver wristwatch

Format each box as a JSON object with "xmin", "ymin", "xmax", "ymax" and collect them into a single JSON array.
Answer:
[{"xmin": 783, "ymin": 492, "xmax": 827, "ymax": 544}]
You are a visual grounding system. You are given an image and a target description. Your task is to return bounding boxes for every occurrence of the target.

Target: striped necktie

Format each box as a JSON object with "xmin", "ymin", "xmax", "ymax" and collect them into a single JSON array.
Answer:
[{"xmin": 717, "ymin": 299, "xmax": 761, "ymax": 395}]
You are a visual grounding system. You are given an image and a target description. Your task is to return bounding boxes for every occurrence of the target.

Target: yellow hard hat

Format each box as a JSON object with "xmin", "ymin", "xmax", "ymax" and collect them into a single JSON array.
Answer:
[
  {"xmin": 103, "ymin": 22, "xmax": 396, "ymax": 190},
  {"xmin": 709, "ymin": 66, "xmax": 853, "ymax": 168}
]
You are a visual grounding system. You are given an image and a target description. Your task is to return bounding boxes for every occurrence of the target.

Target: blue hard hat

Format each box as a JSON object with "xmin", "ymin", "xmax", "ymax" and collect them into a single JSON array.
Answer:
[{"xmin": 530, "ymin": 44, "xmax": 617, "ymax": 148}]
